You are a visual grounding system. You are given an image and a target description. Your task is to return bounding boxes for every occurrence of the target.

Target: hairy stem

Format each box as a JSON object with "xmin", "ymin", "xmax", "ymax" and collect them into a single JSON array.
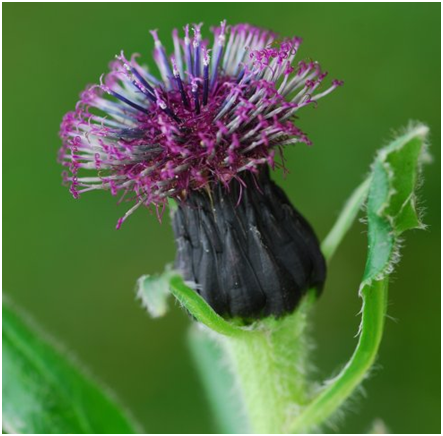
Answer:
[{"xmin": 220, "ymin": 291, "xmax": 316, "ymax": 434}]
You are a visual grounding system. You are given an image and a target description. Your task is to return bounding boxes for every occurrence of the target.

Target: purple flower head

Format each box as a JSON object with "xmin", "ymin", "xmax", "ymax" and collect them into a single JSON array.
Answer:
[{"xmin": 59, "ymin": 21, "xmax": 342, "ymax": 228}]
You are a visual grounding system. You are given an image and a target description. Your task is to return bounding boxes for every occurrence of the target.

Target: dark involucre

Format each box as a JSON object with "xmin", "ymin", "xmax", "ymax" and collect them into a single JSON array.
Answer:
[{"xmin": 172, "ymin": 167, "xmax": 326, "ymax": 319}]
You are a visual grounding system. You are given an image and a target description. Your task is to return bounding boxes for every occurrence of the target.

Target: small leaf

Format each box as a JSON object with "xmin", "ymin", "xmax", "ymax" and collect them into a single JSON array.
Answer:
[
  {"xmin": 2, "ymin": 297, "xmax": 139, "ymax": 434},
  {"xmin": 363, "ymin": 123, "xmax": 429, "ymax": 283},
  {"xmin": 136, "ymin": 266, "xmax": 174, "ymax": 318}
]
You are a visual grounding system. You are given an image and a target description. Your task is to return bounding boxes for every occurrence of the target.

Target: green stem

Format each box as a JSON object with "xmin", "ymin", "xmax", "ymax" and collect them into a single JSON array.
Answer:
[
  {"xmin": 221, "ymin": 291, "xmax": 316, "ymax": 434},
  {"xmin": 289, "ymin": 278, "xmax": 388, "ymax": 433}
]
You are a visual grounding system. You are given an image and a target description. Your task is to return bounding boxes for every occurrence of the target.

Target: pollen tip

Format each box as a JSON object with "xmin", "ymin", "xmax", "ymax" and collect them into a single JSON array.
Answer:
[
  {"xmin": 149, "ymin": 29, "xmax": 159, "ymax": 41},
  {"xmin": 116, "ymin": 217, "xmax": 124, "ymax": 230}
]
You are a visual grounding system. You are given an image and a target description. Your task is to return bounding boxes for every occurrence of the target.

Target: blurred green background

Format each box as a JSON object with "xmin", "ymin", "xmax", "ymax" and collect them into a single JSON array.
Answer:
[{"xmin": 3, "ymin": 3, "xmax": 441, "ymax": 434}]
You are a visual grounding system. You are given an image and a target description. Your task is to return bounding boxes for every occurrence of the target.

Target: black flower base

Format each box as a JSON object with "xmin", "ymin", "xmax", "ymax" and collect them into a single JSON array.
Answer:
[{"xmin": 172, "ymin": 167, "xmax": 326, "ymax": 320}]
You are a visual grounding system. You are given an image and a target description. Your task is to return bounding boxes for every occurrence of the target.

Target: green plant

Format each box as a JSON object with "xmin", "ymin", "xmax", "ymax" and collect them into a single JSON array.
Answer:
[{"xmin": 3, "ymin": 124, "xmax": 429, "ymax": 434}]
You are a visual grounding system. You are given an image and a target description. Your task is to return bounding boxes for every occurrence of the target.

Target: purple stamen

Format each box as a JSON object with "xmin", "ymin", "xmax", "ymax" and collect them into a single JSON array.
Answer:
[
  {"xmin": 202, "ymin": 49, "xmax": 210, "ymax": 106},
  {"xmin": 184, "ymin": 25, "xmax": 193, "ymax": 78},
  {"xmin": 192, "ymin": 24, "xmax": 202, "ymax": 77},
  {"xmin": 210, "ymin": 48, "xmax": 223, "ymax": 89},
  {"xmin": 150, "ymin": 29, "xmax": 173, "ymax": 84},
  {"xmin": 172, "ymin": 29, "xmax": 184, "ymax": 77},
  {"xmin": 193, "ymin": 43, "xmax": 200, "ymax": 77},
  {"xmin": 236, "ymin": 67, "xmax": 246, "ymax": 84},
  {"xmin": 172, "ymin": 58, "xmax": 190, "ymax": 109},
  {"xmin": 210, "ymin": 21, "xmax": 226, "ymax": 89},
  {"xmin": 131, "ymin": 67, "xmax": 156, "ymax": 95},
  {"xmin": 117, "ymin": 51, "xmax": 158, "ymax": 96},
  {"xmin": 107, "ymin": 89, "xmax": 150, "ymax": 114},
  {"xmin": 132, "ymin": 80, "xmax": 157, "ymax": 103},
  {"xmin": 154, "ymin": 89, "xmax": 181, "ymax": 123},
  {"xmin": 191, "ymin": 79, "xmax": 200, "ymax": 115},
  {"xmin": 142, "ymin": 70, "xmax": 162, "ymax": 86}
]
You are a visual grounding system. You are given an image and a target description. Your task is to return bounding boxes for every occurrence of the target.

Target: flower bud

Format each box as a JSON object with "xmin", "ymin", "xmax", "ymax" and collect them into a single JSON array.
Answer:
[{"xmin": 172, "ymin": 167, "xmax": 326, "ymax": 319}]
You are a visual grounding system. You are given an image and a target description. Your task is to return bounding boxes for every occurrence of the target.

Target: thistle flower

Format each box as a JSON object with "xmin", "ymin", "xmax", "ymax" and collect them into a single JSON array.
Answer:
[{"xmin": 59, "ymin": 21, "xmax": 341, "ymax": 318}]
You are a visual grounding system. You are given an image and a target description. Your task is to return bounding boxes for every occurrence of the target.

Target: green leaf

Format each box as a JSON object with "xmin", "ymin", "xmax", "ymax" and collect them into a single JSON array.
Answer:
[
  {"xmin": 290, "ymin": 123, "xmax": 429, "ymax": 433},
  {"xmin": 2, "ymin": 297, "xmax": 139, "ymax": 434},
  {"xmin": 363, "ymin": 124, "xmax": 428, "ymax": 282}
]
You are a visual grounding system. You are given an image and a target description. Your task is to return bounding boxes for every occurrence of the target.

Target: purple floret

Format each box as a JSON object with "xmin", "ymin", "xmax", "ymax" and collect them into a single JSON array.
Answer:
[{"xmin": 59, "ymin": 21, "xmax": 342, "ymax": 227}]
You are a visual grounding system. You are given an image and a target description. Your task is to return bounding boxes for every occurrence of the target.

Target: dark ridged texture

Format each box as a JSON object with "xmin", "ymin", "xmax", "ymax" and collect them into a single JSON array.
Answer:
[{"xmin": 172, "ymin": 167, "xmax": 326, "ymax": 319}]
